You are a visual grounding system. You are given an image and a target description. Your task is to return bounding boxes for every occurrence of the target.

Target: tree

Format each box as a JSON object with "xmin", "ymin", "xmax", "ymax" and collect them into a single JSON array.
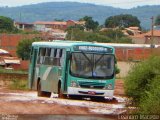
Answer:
[
  {"xmin": 16, "ymin": 38, "xmax": 41, "ymax": 60},
  {"xmin": 0, "ymin": 16, "xmax": 17, "ymax": 32},
  {"xmin": 66, "ymin": 27, "xmax": 111, "ymax": 42},
  {"xmin": 80, "ymin": 16, "xmax": 99, "ymax": 31},
  {"xmin": 99, "ymin": 29, "xmax": 132, "ymax": 43},
  {"xmin": 100, "ymin": 29, "xmax": 124, "ymax": 39},
  {"xmin": 155, "ymin": 15, "xmax": 160, "ymax": 25},
  {"xmin": 105, "ymin": 14, "xmax": 141, "ymax": 28}
]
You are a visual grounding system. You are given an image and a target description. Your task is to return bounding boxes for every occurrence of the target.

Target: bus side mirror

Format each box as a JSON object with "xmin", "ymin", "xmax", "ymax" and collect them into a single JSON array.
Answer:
[
  {"xmin": 115, "ymin": 65, "xmax": 120, "ymax": 74},
  {"xmin": 114, "ymin": 57, "xmax": 117, "ymax": 64}
]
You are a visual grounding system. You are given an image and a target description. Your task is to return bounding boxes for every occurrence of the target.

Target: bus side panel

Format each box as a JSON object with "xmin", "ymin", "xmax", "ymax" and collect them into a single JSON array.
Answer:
[
  {"xmin": 39, "ymin": 65, "xmax": 59, "ymax": 93},
  {"xmin": 47, "ymin": 66, "xmax": 60, "ymax": 93}
]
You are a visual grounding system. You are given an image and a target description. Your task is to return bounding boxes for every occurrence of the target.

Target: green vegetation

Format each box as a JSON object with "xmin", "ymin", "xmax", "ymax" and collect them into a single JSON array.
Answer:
[
  {"xmin": 0, "ymin": 67, "xmax": 27, "ymax": 74},
  {"xmin": 17, "ymin": 30, "xmax": 40, "ymax": 34},
  {"xmin": 124, "ymin": 56, "xmax": 160, "ymax": 114},
  {"xmin": 0, "ymin": 67, "xmax": 28, "ymax": 90},
  {"xmin": 139, "ymin": 76, "xmax": 160, "ymax": 114},
  {"xmin": 0, "ymin": 16, "xmax": 40, "ymax": 34},
  {"xmin": 99, "ymin": 29, "xmax": 132, "ymax": 43},
  {"xmin": 9, "ymin": 79, "xmax": 28, "ymax": 90},
  {"xmin": 16, "ymin": 37, "xmax": 41, "ymax": 60},
  {"xmin": 66, "ymin": 27, "xmax": 132, "ymax": 43},
  {"xmin": 105, "ymin": 14, "xmax": 141, "ymax": 28},
  {"xmin": 79, "ymin": 16, "xmax": 99, "ymax": 31},
  {"xmin": 155, "ymin": 15, "xmax": 160, "ymax": 25},
  {"xmin": 0, "ymin": 16, "xmax": 18, "ymax": 33}
]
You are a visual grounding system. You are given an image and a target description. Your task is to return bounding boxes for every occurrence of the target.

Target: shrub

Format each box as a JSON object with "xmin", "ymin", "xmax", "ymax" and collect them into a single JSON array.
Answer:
[
  {"xmin": 124, "ymin": 56, "xmax": 160, "ymax": 104},
  {"xmin": 139, "ymin": 76, "xmax": 160, "ymax": 114}
]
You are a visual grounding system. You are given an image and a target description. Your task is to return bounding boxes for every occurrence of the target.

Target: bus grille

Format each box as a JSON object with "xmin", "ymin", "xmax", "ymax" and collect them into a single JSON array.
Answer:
[{"xmin": 78, "ymin": 81, "xmax": 105, "ymax": 89}]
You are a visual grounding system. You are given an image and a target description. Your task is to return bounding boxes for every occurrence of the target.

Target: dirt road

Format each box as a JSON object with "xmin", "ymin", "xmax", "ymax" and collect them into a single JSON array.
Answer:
[{"xmin": 0, "ymin": 79, "xmax": 125, "ymax": 120}]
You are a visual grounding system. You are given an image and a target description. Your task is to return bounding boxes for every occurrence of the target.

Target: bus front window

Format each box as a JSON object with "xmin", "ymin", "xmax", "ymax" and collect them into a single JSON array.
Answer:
[{"xmin": 70, "ymin": 52, "xmax": 114, "ymax": 79}]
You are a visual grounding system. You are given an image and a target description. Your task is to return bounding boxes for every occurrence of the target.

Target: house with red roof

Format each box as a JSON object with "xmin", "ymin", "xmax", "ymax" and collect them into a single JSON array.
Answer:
[
  {"xmin": 131, "ymin": 30, "xmax": 160, "ymax": 44},
  {"xmin": 34, "ymin": 21, "xmax": 67, "ymax": 32},
  {"xmin": 14, "ymin": 22, "xmax": 34, "ymax": 31},
  {"xmin": 33, "ymin": 20, "xmax": 85, "ymax": 40},
  {"xmin": 144, "ymin": 30, "xmax": 160, "ymax": 44},
  {"xmin": 34, "ymin": 20, "xmax": 85, "ymax": 32}
]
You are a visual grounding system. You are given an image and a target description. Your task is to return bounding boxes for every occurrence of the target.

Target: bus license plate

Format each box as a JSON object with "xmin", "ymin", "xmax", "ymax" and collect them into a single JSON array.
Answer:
[{"xmin": 88, "ymin": 91, "xmax": 96, "ymax": 95}]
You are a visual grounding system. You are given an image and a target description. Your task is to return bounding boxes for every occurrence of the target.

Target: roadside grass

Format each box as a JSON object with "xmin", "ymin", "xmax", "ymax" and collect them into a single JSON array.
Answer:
[
  {"xmin": 9, "ymin": 79, "xmax": 28, "ymax": 90},
  {"xmin": 0, "ymin": 67, "xmax": 28, "ymax": 74}
]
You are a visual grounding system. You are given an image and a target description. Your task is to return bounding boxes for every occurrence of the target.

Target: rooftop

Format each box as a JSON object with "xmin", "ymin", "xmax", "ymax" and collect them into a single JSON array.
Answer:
[
  {"xmin": 145, "ymin": 30, "xmax": 160, "ymax": 37},
  {"xmin": 34, "ymin": 21, "xmax": 67, "ymax": 25}
]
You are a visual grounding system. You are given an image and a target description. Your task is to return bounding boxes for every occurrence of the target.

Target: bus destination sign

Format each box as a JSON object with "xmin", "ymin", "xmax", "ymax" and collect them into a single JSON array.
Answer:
[{"xmin": 74, "ymin": 46, "xmax": 113, "ymax": 53}]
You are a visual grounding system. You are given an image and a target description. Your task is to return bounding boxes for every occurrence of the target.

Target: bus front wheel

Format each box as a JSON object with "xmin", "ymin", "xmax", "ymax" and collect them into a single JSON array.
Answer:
[
  {"xmin": 37, "ymin": 81, "xmax": 51, "ymax": 97},
  {"xmin": 58, "ymin": 85, "xmax": 66, "ymax": 98},
  {"xmin": 90, "ymin": 96, "xmax": 106, "ymax": 102}
]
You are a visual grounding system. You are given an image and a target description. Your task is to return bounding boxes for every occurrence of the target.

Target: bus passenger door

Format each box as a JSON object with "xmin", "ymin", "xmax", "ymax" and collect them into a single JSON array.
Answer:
[
  {"xmin": 29, "ymin": 48, "xmax": 38, "ymax": 89},
  {"xmin": 64, "ymin": 51, "xmax": 70, "ymax": 92}
]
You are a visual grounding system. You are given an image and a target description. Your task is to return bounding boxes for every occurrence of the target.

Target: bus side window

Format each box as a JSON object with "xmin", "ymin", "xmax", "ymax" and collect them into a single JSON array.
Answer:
[
  {"xmin": 38, "ymin": 48, "xmax": 46, "ymax": 64},
  {"xmin": 49, "ymin": 48, "xmax": 64, "ymax": 66},
  {"xmin": 55, "ymin": 49, "xmax": 60, "ymax": 66},
  {"xmin": 60, "ymin": 49, "xmax": 65, "ymax": 66},
  {"xmin": 54, "ymin": 49, "xmax": 57, "ymax": 57},
  {"xmin": 50, "ymin": 48, "xmax": 54, "ymax": 65},
  {"xmin": 59, "ymin": 49, "xmax": 63, "ymax": 58},
  {"xmin": 53, "ymin": 49, "xmax": 57, "ymax": 65},
  {"xmin": 44, "ymin": 48, "xmax": 51, "ymax": 65},
  {"xmin": 37, "ymin": 48, "xmax": 41, "ymax": 64}
]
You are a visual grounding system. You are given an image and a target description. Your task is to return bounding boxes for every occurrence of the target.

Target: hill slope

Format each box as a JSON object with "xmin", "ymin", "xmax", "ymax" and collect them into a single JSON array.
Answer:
[{"xmin": 0, "ymin": 2, "xmax": 159, "ymax": 29}]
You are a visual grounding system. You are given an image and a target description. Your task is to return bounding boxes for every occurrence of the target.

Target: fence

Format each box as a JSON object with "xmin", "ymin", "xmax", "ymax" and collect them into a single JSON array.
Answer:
[{"xmin": 115, "ymin": 47, "xmax": 160, "ymax": 61}]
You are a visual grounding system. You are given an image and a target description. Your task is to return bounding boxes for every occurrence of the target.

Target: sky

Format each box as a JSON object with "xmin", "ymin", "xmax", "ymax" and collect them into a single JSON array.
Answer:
[{"xmin": 0, "ymin": 0, "xmax": 160, "ymax": 9}]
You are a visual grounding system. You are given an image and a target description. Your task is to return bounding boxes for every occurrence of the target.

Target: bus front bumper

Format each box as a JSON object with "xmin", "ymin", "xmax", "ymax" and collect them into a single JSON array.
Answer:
[{"xmin": 67, "ymin": 87, "xmax": 114, "ymax": 98}]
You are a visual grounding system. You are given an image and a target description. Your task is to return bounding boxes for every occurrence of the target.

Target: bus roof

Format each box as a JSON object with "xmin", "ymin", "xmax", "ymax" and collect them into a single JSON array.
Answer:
[
  {"xmin": 32, "ymin": 40, "xmax": 114, "ymax": 49},
  {"xmin": 98, "ymin": 43, "xmax": 160, "ymax": 48}
]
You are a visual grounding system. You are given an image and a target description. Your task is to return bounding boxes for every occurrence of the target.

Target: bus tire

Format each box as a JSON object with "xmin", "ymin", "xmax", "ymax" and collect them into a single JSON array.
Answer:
[
  {"xmin": 58, "ymin": 82, "xmax": 65, "ymax": 98},
  {"xmin": 43, "ymin": 91, "xmax": 51, "ymax": 98},
  {"xmin": 58, "ymin": 89, "xmax": 64, "ymax": 98},
  {"xmin": 69, "ymin": 95, "xmax": 82, "ymax": 100},
  {"xmin": 37, "ymin": 81, "xmax": 51, "ymax": 97},
  {"xmin": 90, "ymin": 96, "xmax": 105, "ymax": 102}
]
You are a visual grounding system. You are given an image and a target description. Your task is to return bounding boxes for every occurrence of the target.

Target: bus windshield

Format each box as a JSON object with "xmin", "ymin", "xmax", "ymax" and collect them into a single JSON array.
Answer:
[{"xmin": 70, "ymin": 52, "xmax": 114, "ymax": 79}]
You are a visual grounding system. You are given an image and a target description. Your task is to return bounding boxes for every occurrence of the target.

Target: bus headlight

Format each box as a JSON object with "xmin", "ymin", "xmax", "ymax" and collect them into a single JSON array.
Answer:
[
  {"xmin": 104, "ymin": 84, "xmax": 113, "ymax": 90},
  {"xmin": 71, "ymin": 81, "xmax": 77, "ymax": 87}
]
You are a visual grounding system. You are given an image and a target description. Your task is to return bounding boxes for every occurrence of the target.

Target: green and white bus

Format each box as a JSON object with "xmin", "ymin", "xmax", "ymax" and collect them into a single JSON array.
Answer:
[{"xmin": 29, "ymin": 40, "xmax": 116, "ymax": 100}]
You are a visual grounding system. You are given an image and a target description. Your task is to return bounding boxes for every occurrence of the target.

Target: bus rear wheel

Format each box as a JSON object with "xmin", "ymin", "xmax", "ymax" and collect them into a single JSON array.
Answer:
[{"xmin": 37, "ymin": 81, "xmax": 51, "ymax": 97}]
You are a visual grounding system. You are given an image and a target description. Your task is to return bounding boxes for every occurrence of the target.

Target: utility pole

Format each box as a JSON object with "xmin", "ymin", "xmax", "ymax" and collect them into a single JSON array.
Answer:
[
  {"xmin": 150, "ymin": 16, "xmax": 154, "ymax": 48},
  {"xmin": 71, "ymin": 29, "xmax": 73, "ymax": 40}
]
